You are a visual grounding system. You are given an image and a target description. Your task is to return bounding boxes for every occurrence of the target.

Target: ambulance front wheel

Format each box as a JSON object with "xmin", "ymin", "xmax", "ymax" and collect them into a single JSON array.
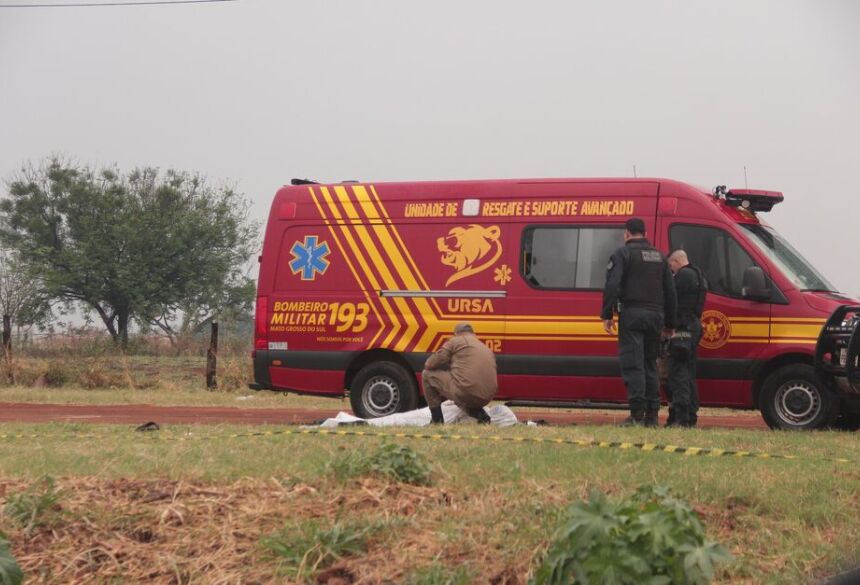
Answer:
[
  {"xmin": 760, "ymin": 364, "xmax": 839, "ymax": 430},
  {"xmin": 349, "ymin": 361, "xmax": 419, "ymax": 419}
]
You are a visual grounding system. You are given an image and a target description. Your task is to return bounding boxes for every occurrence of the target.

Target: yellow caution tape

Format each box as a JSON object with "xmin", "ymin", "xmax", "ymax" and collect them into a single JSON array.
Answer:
[{"xmin": 0, "ymin": 428, "xmax": 851, "ymax": 464}]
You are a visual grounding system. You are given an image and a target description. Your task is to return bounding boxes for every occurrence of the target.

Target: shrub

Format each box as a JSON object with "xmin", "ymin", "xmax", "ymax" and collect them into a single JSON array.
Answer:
[
  {"xmin": 329, "ymin": 443, "xmax": 433, "ymax": 485},
  {"xmin": 261, "ymin": 519, "xmax": 385, "ymax": 579},
  {"xmin": 76, "ymin": 359, "xmax": 128, "ymax": 389},
  {"xmin": 41, "ymin": 362, "xmax": 69, "ymax": 387},
  {"xmin": 216, "ymin": 356, "xmax": 252, "ymax": 391},
  {"xmin": 3, "ymin": 476, "xmax": 64, "ymax": 534},
  {"xmin": 531, "ymin": 485, "xmax": 732, "ymax": 585},
  {"xmin": 0, "ymin": 532, "xmax": 24, "ymax": 585}
]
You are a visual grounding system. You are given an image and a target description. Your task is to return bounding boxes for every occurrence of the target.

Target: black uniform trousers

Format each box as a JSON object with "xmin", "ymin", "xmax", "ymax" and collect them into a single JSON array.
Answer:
[
  {"xmin": 618, "ymin": 306, "xmax": 664, "ymax": 413},
  {"xmin": 667, "ymin": 318, "xmax": 702, "ymax": 425}
]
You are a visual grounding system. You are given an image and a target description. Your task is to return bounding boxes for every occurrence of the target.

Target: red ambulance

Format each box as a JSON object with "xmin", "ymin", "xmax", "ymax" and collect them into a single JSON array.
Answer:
[{"xmin": 251, "ymin": 178, "xmax": 859, "ymax": 430}]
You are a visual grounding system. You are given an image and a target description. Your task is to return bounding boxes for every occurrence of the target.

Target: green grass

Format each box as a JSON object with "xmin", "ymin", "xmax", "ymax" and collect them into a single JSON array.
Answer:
[
  {"xmin": 261, "ymin": 517, "xmax": 396, "ymax": 580},
  {"xmin": 404, "ymin": 562, "xmax": 474, "ymax": 585},
  {"xmin": 0, "ymin": 422, "xmax": 858, "ymax": 584},
  {"xmin": 2, "ymin": 476, "xmax": 63, "ymax": 535}
]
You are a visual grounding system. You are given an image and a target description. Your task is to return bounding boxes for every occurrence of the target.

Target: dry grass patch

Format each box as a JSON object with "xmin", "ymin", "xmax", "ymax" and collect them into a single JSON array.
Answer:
[{"xmin": 0, "ymin": 476, "xmax": 492, "ymax": 584}]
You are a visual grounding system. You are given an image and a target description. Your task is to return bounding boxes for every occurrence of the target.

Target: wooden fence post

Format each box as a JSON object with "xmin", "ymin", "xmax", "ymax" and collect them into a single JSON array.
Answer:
[
  {"xmin": 2, "ymin": 314, "xmax": 12, "ymax": 384},
  {"xmin": 206, "ymin": 322, "xmax": 218, "ymax": 389}
]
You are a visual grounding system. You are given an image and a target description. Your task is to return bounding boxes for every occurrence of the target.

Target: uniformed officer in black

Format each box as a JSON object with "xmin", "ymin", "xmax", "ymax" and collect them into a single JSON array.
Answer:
[
  {"xmin": 665, "ymin": 250, "xmax": 708, "ymax": 427},
  {"xmin": 601, "ymin": 218, "xmax": 677, "ymax": 427}
]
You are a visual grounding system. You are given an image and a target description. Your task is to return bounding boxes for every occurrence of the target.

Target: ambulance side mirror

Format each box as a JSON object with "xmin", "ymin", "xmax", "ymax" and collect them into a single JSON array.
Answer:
[{"xmin": 741, "ymin": 266, "xmax": 770, "ymax": 301}]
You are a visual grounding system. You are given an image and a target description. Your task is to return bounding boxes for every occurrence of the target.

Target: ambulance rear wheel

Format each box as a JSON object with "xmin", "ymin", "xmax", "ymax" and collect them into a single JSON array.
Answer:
[
  {"xmin": 349, "ymin": 361, "xmax": 419, "ymax": 419},
  {"xmin": 760, "ymin": 364, "xmax": 839, "ymax": 430}
]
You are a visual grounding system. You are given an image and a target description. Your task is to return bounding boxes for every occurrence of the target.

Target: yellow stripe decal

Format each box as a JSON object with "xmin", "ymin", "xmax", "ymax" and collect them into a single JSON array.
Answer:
[
  {"xmin": 309, "ymin": 187, "xmax": 386, "ymax": 348},
  {"xmin": 320, "ymin": 186, "xmax": 403, "ymax": 348},
  {"xmin": 333, "ymin": 186, "xmax": 418, "ymax": 351}
]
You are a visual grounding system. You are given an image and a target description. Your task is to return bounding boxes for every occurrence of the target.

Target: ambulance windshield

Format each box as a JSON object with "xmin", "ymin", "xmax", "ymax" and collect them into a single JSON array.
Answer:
[{"xmin": 740, "ymin": 224, "xmax": 837, "ymax": 292}]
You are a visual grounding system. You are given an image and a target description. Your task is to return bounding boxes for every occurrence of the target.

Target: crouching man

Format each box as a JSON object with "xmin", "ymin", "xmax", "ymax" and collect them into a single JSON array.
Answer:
[{"xmin": 422, "ymin": 322, "xmax": 498, "ymax": 424}]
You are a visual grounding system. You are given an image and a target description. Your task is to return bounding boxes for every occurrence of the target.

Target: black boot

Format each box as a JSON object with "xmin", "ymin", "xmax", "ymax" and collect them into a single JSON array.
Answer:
[
  {"xmin": 643, "ymin": 410, "xmax": 659, "ymax": 428},
  {"xmin": 666, "ymin": 406, "xmax": 687, "ymax": 428},
  {"xmin": 466, "ymin": 407, "xmax": 492, "ymax": 424},
  {"xmin": 620, "ymin": 408, "xmax": 645, "ymax": 427},
  {"xmin": 686, "ymin": 411, "xmax": 698, "ymax": 428},
  {"xmin": 429, "ymin": 406, "xmax": 444, "ymax": 425}
]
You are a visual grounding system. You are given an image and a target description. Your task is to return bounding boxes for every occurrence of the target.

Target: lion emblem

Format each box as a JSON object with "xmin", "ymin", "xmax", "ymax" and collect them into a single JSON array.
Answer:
[{"xmin": 437, "ymin": 224, "xmax": 502, "ymax": 286}]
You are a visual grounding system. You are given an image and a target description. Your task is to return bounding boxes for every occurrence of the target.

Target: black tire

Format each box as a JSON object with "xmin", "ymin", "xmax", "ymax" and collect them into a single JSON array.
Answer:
[
  {"xmin": 760, "ymin": 364, "xmax": 839, "ymax": 430},
  {"xmin": 349, "ymin": 361, "xmax": 419, "ymax": 419}
]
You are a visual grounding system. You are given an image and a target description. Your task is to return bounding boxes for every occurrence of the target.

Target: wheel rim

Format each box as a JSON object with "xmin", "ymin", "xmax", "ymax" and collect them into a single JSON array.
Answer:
[
  {"xmin": 774, "ymin": 379, "xmax": 822, "ymax": 427},
  {"xmin": 361, "ymin": 375, "xmax": 400, "ymax": 417}
]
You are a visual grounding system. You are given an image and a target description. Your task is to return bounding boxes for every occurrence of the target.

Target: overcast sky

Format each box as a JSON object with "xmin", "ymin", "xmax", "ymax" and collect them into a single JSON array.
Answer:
[{"xmin": 2, "ymin": 0, "xmax": 859, "ymax": 294}]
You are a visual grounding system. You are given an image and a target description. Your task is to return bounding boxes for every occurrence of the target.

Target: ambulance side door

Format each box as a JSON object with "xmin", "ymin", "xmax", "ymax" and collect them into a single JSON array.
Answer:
[{"xmin": 501, "ymin": 222, "xmax": 627, "ymax": 400}]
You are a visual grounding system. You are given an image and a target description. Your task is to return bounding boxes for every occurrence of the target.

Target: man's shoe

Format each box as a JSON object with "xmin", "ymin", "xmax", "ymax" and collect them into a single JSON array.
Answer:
[
  {"xmin": 643, "ymin": 410, "xmax": 659, "ymax": 428},
  {"xmin": 429, "ymin": 406, "xmax": 444, "ymax": 425},
  {"xmin": 466, "ymin": 407, "xmax": 492, "ymax": 424}
]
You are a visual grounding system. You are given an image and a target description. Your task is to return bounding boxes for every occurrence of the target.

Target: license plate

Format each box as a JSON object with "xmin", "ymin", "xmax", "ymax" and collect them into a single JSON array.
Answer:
[{"xmin": 840, "ymin": 348, "xmax": 847, "ymax": 367}]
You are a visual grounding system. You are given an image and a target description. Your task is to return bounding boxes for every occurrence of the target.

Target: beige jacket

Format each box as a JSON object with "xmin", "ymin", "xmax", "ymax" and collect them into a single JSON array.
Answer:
[{"xmin": 424, "ymin": 333, "xmax": 498, "ymax": 402}]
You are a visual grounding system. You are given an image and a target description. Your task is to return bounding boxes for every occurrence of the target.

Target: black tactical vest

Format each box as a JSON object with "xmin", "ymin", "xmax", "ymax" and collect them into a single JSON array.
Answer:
[
  {"xmin": 621, "ymin": 242, "xmax": 665, "ymax": 309},
  {"xmin": 677, "ymin": 264, "xmax": 708, "ymax": 320}
]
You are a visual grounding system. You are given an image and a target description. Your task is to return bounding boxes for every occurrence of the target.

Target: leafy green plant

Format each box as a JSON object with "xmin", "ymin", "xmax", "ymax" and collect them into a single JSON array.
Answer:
[
  {"xmin": 3, "ymin": 476, "xmax": 63, "ymax": 534},
  {"xmin": 0, "ymin": 532, "xmax": 24, "ymax": 585},
  {"xmin": 261, "ymin": 518, "xmax": 386, "ymax": 580},
  {"xmin": 328, "ymin": 443, "xmax": 433, "ymax": 485},
  {"xmin": 405, "ymin": 562, "xmax": 474, "ymax": 585},
  {"xmin": 367, "ymin": 443, "xmax": 434, "ymax": 485},
  {"xmin": 531, "ymin": 485, "xmax": 732, "ymax": 585}
]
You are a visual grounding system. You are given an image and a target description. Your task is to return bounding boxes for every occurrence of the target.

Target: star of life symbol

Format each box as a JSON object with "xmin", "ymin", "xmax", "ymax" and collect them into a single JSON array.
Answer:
[
  {"xmin": 289, "ymin": 236, "xmax": 331, "ymax": 280},
  {"xmin": 494, "ymin": 264, "xmax": 512, "ymax": 285}
]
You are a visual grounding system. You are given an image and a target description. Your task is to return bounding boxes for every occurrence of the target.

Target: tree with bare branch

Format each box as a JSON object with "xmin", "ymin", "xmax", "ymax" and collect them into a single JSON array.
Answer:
[{"xmin": 0, "ymin": 157, "xmax": 259, "ymax": 349}]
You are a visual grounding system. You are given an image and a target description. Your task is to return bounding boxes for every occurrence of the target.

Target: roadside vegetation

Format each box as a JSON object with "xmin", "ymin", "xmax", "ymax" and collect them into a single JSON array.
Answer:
[
  {"xmin": 0, "ymin": 349, "xmax": 351, "ymax": 410},
  {"xmin": 0, "ymin": 422, "xmax": 858, "ymax": 583}
]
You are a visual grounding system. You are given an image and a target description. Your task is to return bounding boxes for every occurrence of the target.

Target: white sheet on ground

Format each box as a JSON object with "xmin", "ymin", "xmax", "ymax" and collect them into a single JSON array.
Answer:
[{"xmin": 317, "ymin": 401, "xmax": 518, "ymax": 428}]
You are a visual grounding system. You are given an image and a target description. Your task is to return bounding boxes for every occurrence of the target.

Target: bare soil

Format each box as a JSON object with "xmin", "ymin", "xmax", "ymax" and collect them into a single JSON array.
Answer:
[{"xmin": 0, "ymin": 402, "xmax": 768, "ymax": 429}]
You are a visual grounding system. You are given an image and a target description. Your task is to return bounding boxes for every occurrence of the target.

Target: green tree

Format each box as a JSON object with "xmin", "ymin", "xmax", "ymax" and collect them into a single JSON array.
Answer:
[
  {"xmin": 0, "ymin": 246, "xmax": 53, "ymax": 331},
  {"xmin": 146, "ymin": 274, "xmax": 256, "ymax": 344},
  {"xmin": 0, "ymin": 157, "xmax": 259, "ymax": 348}
]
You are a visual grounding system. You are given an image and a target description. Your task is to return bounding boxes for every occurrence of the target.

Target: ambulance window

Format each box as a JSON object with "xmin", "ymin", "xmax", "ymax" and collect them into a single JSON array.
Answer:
[
  {"xmin": 670, "ymin": 224, "xmax": 757, "ymax": 298},
  {"xmin": 522, "ymin": 227, "xmax": 624, "ymax": 289},
  {"xmin": 577, "ymin": 228, "xmax": 625, "ymax": 287}
]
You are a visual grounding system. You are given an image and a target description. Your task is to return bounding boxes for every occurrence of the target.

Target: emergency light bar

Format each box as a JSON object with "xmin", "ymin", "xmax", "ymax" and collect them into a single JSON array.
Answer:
[{"xmin": 724, "ymin": 188, "xmax": 784, "ymax": 213}]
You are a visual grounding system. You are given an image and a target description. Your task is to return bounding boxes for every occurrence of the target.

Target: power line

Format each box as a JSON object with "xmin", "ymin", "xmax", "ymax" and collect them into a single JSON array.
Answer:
[{"xmin": 0, "ymin": 0, "xmax": 235, "ymax": 7}]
